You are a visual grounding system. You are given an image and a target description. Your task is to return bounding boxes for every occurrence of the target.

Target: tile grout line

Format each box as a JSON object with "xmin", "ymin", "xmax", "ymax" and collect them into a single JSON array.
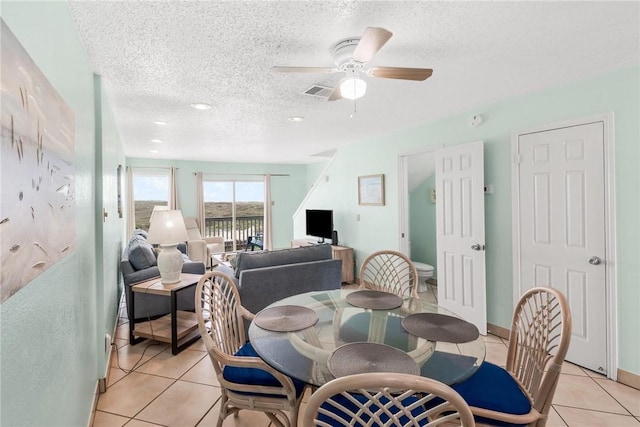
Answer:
[
  {"xmin": 107, "ymin": 341, "xmax": 169, "ymax": 388},
  {"xmin": 550, "ymin": 406, "xmax": 569, "ymax": 427},
  {"xmin": 587, "ymin": 371, "xmax": 638, "ymax": 417},
  {"xmin": 552, "ymin": 403, "xmax": 639, "ymax": 419}
]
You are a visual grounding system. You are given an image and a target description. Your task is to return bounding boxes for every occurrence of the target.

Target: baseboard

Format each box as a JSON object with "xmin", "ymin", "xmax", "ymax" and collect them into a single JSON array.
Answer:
[
  {"xmin": 87, "ymin": 310, "xmax": 119, "ymax": 427},
  {"xmin": 617, "ymin": 368, "xmax": 640, "ymax": 390},
  {"xmin": 486, "ymin": 322, "xmax": 510, "ymax": 339}
]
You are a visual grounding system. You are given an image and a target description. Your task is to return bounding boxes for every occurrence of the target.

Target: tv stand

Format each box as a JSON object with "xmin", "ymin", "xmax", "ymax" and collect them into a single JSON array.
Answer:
[{"xmin": 291, "ymin": 239, "xmax": 354, "ymax": 283}]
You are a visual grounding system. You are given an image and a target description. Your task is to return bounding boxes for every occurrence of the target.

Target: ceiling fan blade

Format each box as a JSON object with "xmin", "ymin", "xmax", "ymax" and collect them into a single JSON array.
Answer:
[
  {"xmin": 352, "ymin": 27, "xmax": 393, "ymax": 63},
  {"xmin": 327, "ymin": 83, "xmax": 343, "ymax": 101},
  {"xmin": 271, "ymin": 66, "xmax": 338, "ymax": 74},
  {"xmin": 368, "ymin": 66, "xmax": 433, "ymax": 81}
]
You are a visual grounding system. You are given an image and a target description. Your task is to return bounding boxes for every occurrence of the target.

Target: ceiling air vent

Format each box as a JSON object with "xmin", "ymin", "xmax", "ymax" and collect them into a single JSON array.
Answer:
[{"xmin": 302, "ymin": 85, "xmax": 333, "ymax": 99}]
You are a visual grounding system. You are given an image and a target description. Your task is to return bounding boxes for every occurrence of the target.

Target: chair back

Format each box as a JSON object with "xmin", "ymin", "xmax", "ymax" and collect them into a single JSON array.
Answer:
[
  {"xmin": 195, "ymin": 271, "xmax": 247, "ymax": 376},
  {"xmin": 506, "ymin": 287, "xmax": 572, "ymax": 417},
  {"xmin": 196, "ymin": 271, "xmax": 303, "ymax": 426},
  {"xmin": 359, "ymin": 250, "xmax": 419, "ymax": 298},
  {"xmin": 302, "ymin": 372, "xmax": 475, "ymax": 426}
]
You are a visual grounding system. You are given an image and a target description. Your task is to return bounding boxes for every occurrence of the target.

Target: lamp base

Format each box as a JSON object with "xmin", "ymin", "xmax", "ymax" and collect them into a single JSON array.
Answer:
[{"xmin": 156, "ymin": 243, "xmax": 184, "ymax": 284}]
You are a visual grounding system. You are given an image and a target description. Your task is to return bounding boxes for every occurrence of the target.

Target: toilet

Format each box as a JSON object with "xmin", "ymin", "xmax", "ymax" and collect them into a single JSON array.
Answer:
[{"xmin": 413, "ymin": 261, "xmax": 434, "ymax": 293}]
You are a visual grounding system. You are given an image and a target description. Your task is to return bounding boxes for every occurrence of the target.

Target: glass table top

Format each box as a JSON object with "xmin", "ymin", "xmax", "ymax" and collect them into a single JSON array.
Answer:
[{"xmin": 248, "ymin": 288, "xmax": 485, "ymax": 387}]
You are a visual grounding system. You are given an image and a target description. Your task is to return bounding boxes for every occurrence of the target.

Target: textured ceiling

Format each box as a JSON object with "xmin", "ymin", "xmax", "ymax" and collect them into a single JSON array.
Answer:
[{"xmin": 68, "ymin": 1, "xmax": 639, "ymax": 164}]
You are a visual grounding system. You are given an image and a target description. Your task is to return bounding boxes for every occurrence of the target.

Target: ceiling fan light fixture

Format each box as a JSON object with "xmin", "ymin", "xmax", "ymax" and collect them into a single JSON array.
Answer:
[
  {"xmin": 340, "ymin": 77, "xmax": 366, "ymax": 100},
  {"xmin": 190, "ymin": 102, "xmax": 212, "ymax": 110}
]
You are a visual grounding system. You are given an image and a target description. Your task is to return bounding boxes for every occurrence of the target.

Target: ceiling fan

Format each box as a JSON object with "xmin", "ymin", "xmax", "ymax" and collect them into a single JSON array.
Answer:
[{"xmin": 271, "ymin": 27, "xmax": 433, "ymax": 101}]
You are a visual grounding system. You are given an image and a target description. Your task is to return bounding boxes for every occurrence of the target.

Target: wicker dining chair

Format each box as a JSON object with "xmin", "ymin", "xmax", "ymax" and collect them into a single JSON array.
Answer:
[
  {"xmin": 302, "ymin": 372, "xmax": 475, "ymax": 426},
  {"xmin": 452, "ymin": 286, "xmax": 572, "ymax": 427},
  {"xmin": 195, "ymin": 271, "xmax": 306, "ymax": 427},
  {"xmin": 359, "ymin": 250, "xmax": 419, "ymax": 298}
]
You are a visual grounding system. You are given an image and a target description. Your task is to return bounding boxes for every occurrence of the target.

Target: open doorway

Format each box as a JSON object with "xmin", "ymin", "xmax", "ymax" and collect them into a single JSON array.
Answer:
[
  {"xmin": 398, "ymin": 147, "xmax": 439, "ymax": 285},
  {"xmin": 407, "ymin": 152, "xmax": 438, "ymax": 281},
  {"xmin": 399, "ymin": 142, "xmax": 487, "ymax": 334}
]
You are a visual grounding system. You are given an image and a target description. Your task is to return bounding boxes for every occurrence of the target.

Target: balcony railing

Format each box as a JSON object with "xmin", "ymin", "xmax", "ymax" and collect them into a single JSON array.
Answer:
[{"xmin": 204, "ymin": 215, "xmax": 263, "ymax": 251}]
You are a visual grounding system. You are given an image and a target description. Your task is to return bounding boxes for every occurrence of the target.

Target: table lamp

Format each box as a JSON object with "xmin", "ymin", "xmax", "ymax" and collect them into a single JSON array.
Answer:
[{"xmin": 147, "ymin": 209, "xmax": 189, "ymax": 284}]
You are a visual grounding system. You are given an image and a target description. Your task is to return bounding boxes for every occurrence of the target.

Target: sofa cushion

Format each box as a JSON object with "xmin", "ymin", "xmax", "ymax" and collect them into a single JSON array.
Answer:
[
  {"xmin": 128, "ymin": 239, "xmax": 157, "ymax": 271},
  {"xmin": 235, "ymin": 244, "xmax": 332, "ymax": 278}
]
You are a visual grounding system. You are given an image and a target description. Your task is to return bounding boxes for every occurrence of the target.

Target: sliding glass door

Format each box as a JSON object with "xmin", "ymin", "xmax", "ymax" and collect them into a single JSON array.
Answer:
[{"xmin": 203, "ymin": 179, "xmax": 264, "ymax": 251}]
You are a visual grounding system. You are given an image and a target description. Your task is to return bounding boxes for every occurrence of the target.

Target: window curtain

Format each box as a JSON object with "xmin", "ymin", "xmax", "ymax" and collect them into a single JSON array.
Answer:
[
  {"xmin": 195, "ymin": 172, "xmax": 205, "ymax": 235},
  {"xmin": 264, "ymin": 173, "xmax": 273, "ymax": 250},
  {"xmin": 168, "ymin": 166, "xmax": 179, "ymax": 210},
  {"xmin": 126, "ymin": 166, "xmax": 135, "ymax": 238}
]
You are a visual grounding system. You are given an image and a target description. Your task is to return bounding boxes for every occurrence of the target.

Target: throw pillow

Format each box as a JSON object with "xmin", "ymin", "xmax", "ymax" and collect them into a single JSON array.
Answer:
[
  {"xmin": 132, "ymin": 228, "xmax": 148, "ymax": 239},
  {"xmin": 128, "ymin": 239, "xmax": 157, "ymax": 270}
]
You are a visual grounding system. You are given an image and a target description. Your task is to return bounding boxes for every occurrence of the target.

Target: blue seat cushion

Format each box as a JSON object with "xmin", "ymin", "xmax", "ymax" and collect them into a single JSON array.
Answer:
[
  {"xmin": 222, "ymin": 342, "xmax": 306, "ymax": 397},
  {"xmin": 452, "ymin": 361, "xmax": 531, "ymax": 425},
  {"xmin": 318, "ymin": 393, "xmax": 428, "ymax": 426}
]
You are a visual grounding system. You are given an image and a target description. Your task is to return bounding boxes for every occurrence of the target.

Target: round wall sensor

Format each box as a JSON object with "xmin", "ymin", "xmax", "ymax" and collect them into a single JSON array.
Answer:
[{"xmin": 468, "ymin": 114, "xmax": 483, "ymax": 127}]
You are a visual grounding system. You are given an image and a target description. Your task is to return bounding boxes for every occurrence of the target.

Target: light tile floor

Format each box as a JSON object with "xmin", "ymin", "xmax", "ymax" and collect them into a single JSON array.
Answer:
[{"xmin": 93, "ymin": 284, "xmax": 640, "ymax": 426}]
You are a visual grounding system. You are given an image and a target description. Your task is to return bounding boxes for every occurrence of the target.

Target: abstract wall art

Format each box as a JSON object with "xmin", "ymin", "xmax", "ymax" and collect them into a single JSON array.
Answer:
[{"xmin": 1, "ymin": 20, "xmax": 75, "ymax": 303}]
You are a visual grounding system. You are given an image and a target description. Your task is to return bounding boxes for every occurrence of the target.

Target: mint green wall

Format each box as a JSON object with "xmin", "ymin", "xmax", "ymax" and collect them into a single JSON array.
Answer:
[
  {"xmin": 96, "ymin": 77, "xmax": 126, "ymax": 366},
  {"xmin": 409, "ymin": 175, "xmax": 437, "ymax": 274},
  {"xmin": 126, "ymin": 158, "xmax": 307, "ymax": 249},
  {"xmin": 306, "ymin": 159, "xmax": 329, "ymax": 191},
  {"xmin": 1, "ymin": 3, "xmax": 97, "ymax": 426},
  {"xmin": 299, "ymin": 67, "xmax": 639, "ymax": 376},
  {"xmin": 0, "ymin": 3, "xmax": 125, "ymax": 425}
]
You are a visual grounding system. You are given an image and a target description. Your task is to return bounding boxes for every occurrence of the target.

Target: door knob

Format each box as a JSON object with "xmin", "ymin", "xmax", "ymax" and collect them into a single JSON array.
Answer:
[
  {"xmin": 471, "ymin": 244, "xmax": 485, "ymax": 251},
  {"xmin": 588, "ymin": 256, "xmax": 603, "ymax": 265}
]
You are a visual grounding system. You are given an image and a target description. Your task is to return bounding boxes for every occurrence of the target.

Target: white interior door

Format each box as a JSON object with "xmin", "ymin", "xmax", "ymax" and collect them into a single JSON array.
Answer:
[
  {"xmin": 514, "ymin": 122, "xmax": 607, "ymax": 373},
  {"xmin": 435, "ymin": 141, "xmax": 487, "ymax": 334}
]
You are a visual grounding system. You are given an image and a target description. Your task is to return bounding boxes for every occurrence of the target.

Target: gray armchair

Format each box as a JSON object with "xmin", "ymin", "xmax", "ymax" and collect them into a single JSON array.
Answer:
[{"xmin": 184, "ymin": 217, "xmax": 224, "ymax": 268}]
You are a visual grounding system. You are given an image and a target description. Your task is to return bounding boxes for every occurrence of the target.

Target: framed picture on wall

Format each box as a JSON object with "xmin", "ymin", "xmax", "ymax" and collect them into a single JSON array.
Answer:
[
  {"xmin": 358, "ymin": 174, "xmax": 385, "ymax": 206},
  {"xmin": 117, "ymin": 164, "xmax": 123, "ymax": 218}
]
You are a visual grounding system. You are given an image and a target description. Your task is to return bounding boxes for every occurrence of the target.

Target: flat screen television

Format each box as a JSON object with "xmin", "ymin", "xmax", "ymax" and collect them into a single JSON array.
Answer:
[{"xmin": 305, "ymin": 209, "xmax": 333, "ymax": 242}]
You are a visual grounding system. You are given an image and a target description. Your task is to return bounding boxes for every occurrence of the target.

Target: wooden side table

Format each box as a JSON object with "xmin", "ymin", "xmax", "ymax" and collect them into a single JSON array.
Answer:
[
  {"xmin": 331, "ymin": 245, "xmax": 354, "ymax": 283},
  {"xmin": 290, "ymin": 239, "xmax": 355, "ymax": 283},
  {"xmin": 128, "ymin": 273, "xmax": 203, "ymax": 355}
]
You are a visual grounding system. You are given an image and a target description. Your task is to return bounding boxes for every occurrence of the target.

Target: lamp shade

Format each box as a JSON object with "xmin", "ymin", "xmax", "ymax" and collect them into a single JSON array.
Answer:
[
  {"xmin": 149, "ymin": 205, "xmax": 169, "ymax": 224},
  {"xmin": 340, "ymin": 77, "xmax": 367, "ymax": 100},
  {"xmin": 147, "ymin": 210, "xmax": 188, "ymax": 245}
]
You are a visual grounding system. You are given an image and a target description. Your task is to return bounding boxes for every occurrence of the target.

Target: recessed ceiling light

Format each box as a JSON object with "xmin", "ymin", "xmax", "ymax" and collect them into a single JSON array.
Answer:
[
  {"xmin": 149, "ymin": 149, "xmax": 159, "ymax": 153},
  {"xmin": 153, "ymin": 120, "xmax": 168, "ymax": 125},
  {"xmin": 288, "ymin": 116, "xmax": 304, "ymax": 122},
  {"xmin": 190, "ymin": 102, "xmax": 212, "ymax": 110},
  {"xmin": 150, "ymin": 139, "xmax": 163, "ymax": 143}
]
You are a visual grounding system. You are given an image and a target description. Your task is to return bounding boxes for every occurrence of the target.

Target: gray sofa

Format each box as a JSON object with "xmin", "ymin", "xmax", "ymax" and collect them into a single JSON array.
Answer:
[
  {"xmin": 121, "ymin": 230, "xmax": 206, "ymax": 321},
  {"xmin": 213, "ymin": 244, "xmax": 342, "ymax": 317}
]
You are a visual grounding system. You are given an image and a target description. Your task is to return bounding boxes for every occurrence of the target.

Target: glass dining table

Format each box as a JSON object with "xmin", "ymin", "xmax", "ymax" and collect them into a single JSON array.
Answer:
[{"xmin": 248, "ymin": 288, "xmax": 485, "ymax": 387}]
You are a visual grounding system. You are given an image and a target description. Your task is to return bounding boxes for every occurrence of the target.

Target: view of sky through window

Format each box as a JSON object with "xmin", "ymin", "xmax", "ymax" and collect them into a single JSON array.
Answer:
[
  {"xmin": 133, "ymin": 175, "xmax": 168, "ymax": 200},
  {"xmin": 204, "ymin": 181, "xmax": 264, "ymax": 202}
]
